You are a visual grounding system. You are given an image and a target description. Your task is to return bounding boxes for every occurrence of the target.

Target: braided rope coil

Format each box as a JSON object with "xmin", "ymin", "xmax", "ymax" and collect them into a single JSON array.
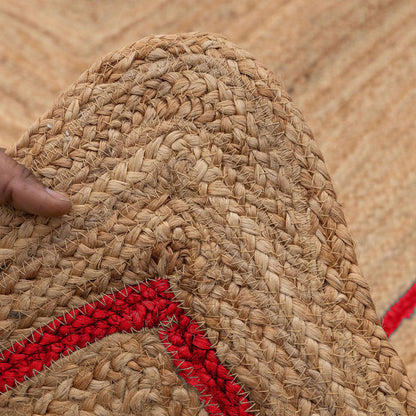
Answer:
[{"xmin": 0, "ymin": 32, "xmax": 415, "ymax": 415}]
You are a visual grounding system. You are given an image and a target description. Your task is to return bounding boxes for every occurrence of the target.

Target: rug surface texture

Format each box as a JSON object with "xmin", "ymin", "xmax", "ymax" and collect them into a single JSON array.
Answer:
[
  {"xmin": 1, "ymin": 3, "xmax": 415, "ymax": 384},
  {"xmin": 0, "ymin": 31, "xmax": 415, "ymax": 415}
]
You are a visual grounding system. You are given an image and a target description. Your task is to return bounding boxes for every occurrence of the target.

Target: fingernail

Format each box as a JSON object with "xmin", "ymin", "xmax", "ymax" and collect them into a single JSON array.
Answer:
[{"xmin": 45, "ymin": 187, "xmax": 71, "ymax": 203}]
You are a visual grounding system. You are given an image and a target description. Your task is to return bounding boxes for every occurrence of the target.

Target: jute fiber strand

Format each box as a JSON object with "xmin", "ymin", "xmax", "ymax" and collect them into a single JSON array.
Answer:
[{"xmin": 0, "ymin": 31, "xmax": 414, "ymax": 415}]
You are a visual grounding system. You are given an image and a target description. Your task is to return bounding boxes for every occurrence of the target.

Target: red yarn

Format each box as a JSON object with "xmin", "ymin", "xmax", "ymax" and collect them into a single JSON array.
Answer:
[
  {"xmin": 0, "ymin": 278, "xmax": 251, "ymax": 415},
  {"xmin": 381, "ymin": 281, "xmax": 416, "ymax": 337}
]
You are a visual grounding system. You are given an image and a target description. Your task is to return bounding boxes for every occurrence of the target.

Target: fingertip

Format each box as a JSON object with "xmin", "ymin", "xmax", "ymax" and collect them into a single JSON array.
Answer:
[
  {"xmin": 0, "ymin": 151, "xmax": 72, "ymax": 217},
  {"xmin": 43, "ymin": 195, "xmax": 73, "ymax": 217},
  {"xmin": 12, "ymin": 185, "xmax": 72, "ymax": 217},
  {"xmin": 38, "ymin": 188, "xmax": 73, "ymax": 217},
  {"xmin": 45, "ymin": 187, "xmax": 71, "ymax": 203}
]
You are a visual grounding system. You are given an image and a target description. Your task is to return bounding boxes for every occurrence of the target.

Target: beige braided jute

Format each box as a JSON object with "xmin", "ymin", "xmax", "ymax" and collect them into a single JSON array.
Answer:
[{"xmin": 0, "ymin": 32, "xmax": 415, "ymax": 416}]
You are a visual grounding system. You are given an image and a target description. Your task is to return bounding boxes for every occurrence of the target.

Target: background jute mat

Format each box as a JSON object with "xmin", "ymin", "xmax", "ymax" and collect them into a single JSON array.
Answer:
[{"xmin": 0, "ymin": 31, "xmax": 415, "ymax": 415}]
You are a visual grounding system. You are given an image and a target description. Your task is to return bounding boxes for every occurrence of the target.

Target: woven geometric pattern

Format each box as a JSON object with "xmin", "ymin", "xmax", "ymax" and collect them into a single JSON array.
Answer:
[
  {"xmin": 2, "ymin": 330, "xmax": 208, "ymax": 416},
  {"xmin": 0, "ymin": 278, "xmax": 251, "ymax": 414},
  {"xmin": 0, "ymin": 32, "xmax": 415, "ymax": 415}
]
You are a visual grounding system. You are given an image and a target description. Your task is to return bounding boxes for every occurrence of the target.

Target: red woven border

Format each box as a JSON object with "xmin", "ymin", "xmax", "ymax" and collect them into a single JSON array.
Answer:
[
  {"xmin": 381, "ymin": 281, "xmax": 416, "ymax": 337},
  {"xmin": 0, "ymin": 278, "xmax": 251, "ymax": 415}
]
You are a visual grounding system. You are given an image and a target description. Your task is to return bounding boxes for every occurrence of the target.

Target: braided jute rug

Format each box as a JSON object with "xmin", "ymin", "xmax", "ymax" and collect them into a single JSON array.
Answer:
[{"xmin": 0, "ymin": 31, "xmax": 414, "ymax": 415}]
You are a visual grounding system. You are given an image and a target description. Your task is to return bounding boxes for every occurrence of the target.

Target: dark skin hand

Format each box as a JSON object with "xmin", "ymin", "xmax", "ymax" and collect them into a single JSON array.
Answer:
[{"xmin": 0, "ymin": 147, "xmax": 72, "ymax": 217}]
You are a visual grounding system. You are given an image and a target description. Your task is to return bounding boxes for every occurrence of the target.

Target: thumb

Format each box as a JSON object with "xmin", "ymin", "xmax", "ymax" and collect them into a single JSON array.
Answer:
[{"xmin": 0, "ymin": 148, "xmax": 72, "ymax": 217}]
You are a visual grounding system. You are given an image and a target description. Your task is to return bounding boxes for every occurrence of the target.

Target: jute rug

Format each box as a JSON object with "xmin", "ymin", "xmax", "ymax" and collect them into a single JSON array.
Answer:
[{"xmin": 0, "ymin": 31, "xmax": 415, "ymax": 415}]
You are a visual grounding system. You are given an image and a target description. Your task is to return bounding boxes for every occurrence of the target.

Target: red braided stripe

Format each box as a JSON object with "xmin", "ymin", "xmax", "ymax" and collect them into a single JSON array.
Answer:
[
  {"xmin": 0, "ymin": 278, "xmax": 251, "ymax": 415},
  {"xmin": 160, "ymin": 316, "xmax": 248, "ymax": 415},
  {"xmin": 381, "ymin": 281, "xmax": 416, "ymax": 337}
]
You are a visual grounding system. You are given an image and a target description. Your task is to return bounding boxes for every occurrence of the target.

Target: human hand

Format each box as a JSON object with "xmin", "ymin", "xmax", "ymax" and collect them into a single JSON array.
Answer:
[{"xmin": 0, "ymin": 147, "xmax": 72, "ymax": 217}]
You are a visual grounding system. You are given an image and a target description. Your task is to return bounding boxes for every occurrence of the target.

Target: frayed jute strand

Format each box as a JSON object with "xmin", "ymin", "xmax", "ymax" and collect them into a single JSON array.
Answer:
[{"xmin": 0, "ymin": 31, "xmax": 415, "ymax": 415}]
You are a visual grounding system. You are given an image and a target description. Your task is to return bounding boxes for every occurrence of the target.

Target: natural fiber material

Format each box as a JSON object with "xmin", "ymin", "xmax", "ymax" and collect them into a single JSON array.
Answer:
[
  {"xmin": 7, "ymin": 328, "xmax": 210, "ymax": 415},
  {"xmin": 0, "ymin": 31, "xmax": 415, "ymax": 415},
  {"xmin": 0, "ymin": 278, "xmax": 251, "ymax": 414}
]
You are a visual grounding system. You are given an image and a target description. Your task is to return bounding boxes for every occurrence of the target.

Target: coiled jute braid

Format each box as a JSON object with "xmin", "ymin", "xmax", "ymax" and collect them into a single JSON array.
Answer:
[{"xmin": 0, "ymin": 32, "xmax": 415, "ymax": 415}]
